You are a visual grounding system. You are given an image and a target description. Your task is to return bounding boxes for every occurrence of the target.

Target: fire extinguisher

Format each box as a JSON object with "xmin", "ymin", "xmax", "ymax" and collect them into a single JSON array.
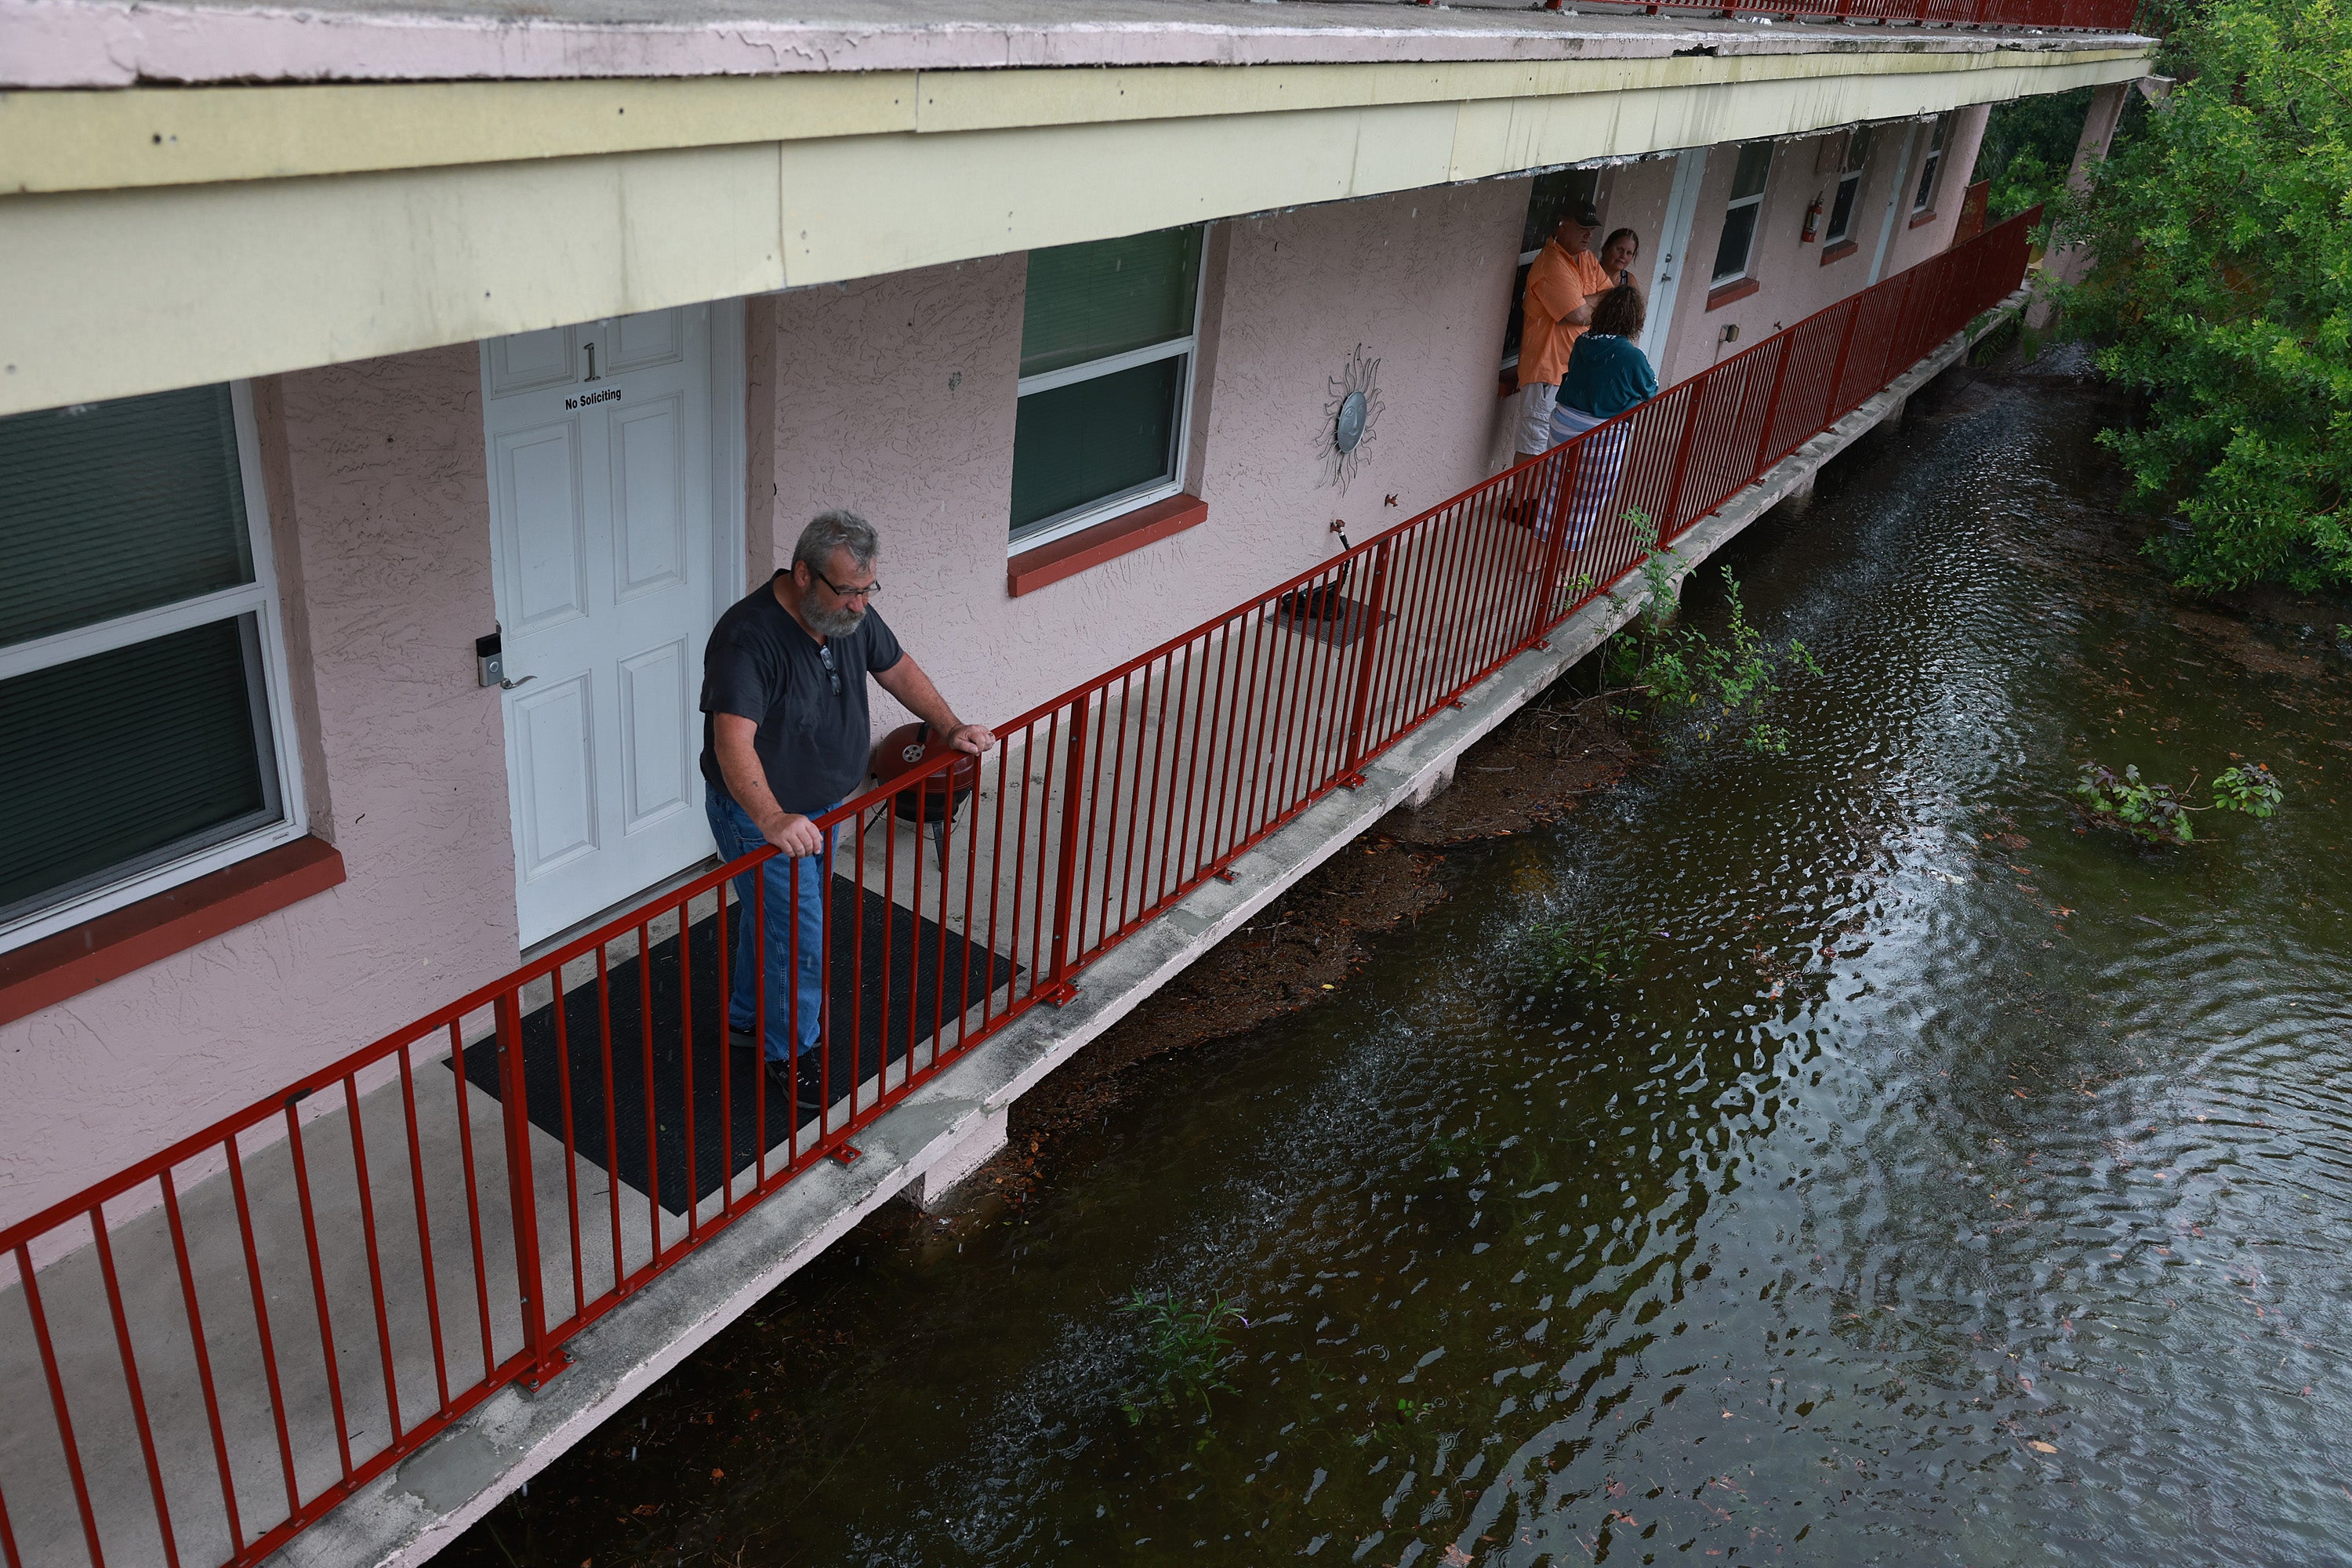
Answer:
[{"xmin": 1802, "ymin": 195, "xmax": 1824, "ymax": 244}]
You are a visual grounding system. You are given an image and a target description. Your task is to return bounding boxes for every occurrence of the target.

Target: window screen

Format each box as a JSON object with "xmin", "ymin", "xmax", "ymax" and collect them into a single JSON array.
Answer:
[
  {"xmin": 1021, "ymin": 228, "xmax": 1203, "ymax": 379},
  {"xmin": 0, "ymin": 384, "xmax": 292, "ymax": 943},
  {"xmin": 1011, "ymin": 225, "xmax": 1205, "ymax": 543},
  {"xmin": 1827, "ymin": 128, "xmax": 1873, "ymax": 244},
  {"xmin": 0, "ymin": 616, "xmax": 278, "ymax": 924},
  {"xmin": 1711, "ymin": 143, "xmax": 1776, "ymax": 284},
  {"xmin": 0, "ymin": 386, "xmax": 256, "ymax": 649},
  {"xmin": 1520, "ymin": 169, "xmax": 1601, "ymax": 258},
  {"xmin": 1914, "ymin": 117, "xmax": 1948, "ymax": 213},
  {"xmin": 1011, "ymin": 358, "xmax": 1185, "ymax": 532}
]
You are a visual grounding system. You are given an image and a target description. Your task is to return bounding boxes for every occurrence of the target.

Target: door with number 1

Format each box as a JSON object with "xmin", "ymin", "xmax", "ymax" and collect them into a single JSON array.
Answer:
[{"xmin": 483, "ymin": 305, "xmax": 730, "ymax": 948}]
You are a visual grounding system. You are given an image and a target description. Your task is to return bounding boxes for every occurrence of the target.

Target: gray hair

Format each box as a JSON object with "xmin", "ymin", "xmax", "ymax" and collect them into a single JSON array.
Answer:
[{"xmin": 793, "ymin": 510, "xmax": 879, "ymax": 574}]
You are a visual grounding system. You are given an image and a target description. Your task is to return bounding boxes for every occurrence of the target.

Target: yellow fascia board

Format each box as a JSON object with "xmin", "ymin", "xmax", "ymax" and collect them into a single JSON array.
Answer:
[
  {"xmin": 0, "ymin": 74, "xmax": 918, "ymax": 196},
  {"xmin": 909, "ymin": 48, "xmax": 2146, "ymax": 134},
  {"xmin": 3, "ymin": 45, "xmax": 2148, "ymax": 197},
  {"xmin": 0, "ymin": 47, "xmax": 2148, "ymax": 416},
  {"xmin": 788, "ymin": 51, "xmax": 2145, "ymax": 284}
]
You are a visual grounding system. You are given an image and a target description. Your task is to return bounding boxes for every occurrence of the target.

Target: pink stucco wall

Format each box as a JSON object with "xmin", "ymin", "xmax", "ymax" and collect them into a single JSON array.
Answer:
[
  {"xmin": 0, "ymin": 346, "xmax": 519, "ymax": 1232},
  {"xmin": 1654, "ymin": 110, "xmax": 1989, "ymax": 388},
  {"xmin": 3, "ymin": 183, "xmax": 1529, "ymax": 1227},
  {"xmin": 3, "ymin": 122, "xmax": 2006, "ymax": 1228},
  {"xmin": 760, "ymin": 181, "xmax": 1528, "ymax": 731}
]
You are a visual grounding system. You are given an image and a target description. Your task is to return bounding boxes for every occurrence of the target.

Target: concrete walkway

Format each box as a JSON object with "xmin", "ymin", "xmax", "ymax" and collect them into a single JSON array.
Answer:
[{"xmin": 0, "ymin": 299, "xmax": 2016, "ymax": 1568}]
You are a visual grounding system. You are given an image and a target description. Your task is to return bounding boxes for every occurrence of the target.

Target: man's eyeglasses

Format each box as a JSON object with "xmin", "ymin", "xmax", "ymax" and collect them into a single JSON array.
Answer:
[
  {"xmin": 818, "ymin": 643, "xmax": 841, "ymax": 695},
  {"xmin": 814, "ymin": 570, "xmax": 880, "ymax": 601}
]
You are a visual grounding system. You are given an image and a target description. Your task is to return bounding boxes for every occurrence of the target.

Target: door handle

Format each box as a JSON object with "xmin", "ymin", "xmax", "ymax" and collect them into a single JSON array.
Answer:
[{"xmin": 500, "ymin": 675, "xmax": 537, "ymax": 691}]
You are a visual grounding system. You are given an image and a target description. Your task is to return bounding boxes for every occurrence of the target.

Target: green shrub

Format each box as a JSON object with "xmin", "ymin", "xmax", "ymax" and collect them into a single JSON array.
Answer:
[
  {"xmin": 1605, "ymin": 512, "xmax": 1824, "ymax": 753},
  {"xmin": 2062, "ymin": 0, "xmax": 2352, "ymax": 593}
]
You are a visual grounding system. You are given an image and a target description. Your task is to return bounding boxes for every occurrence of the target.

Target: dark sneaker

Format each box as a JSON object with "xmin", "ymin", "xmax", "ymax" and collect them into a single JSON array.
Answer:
[
  {"xmin": 763, "ymin": 1054, "xmax": 826, "ymax": 1122},
  {"xmin": 728, "ymin": 1026, "xmax": 759, "ymax": 1054}
]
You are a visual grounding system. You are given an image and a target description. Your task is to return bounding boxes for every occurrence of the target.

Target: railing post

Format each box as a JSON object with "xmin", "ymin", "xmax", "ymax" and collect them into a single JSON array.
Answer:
[
  {"xmin": 1824, "ymin": 296, "xmax": 1865, "ymax": 422},
  {"xmin": 1337, "ymin": 539, "xmax": 1396, "ymax": 786},
  {"xmin": 1748, "ymin": 335, "xmax": 1795, "ymax": 482},
  {"xmin": 1654, "ymin": 373, "xmax": 1711, "ymax": 543},
  {"xmin": 1523, "ymin": 441, "xmax": 1584, "ymax": 643},
  {"xmin": 495, "ymin": 992, "xmax": 567, "ymax": 1390},
  {"xmin": 1041, "ymin": 698, "xmax": 1092, "ymax": 1006}
]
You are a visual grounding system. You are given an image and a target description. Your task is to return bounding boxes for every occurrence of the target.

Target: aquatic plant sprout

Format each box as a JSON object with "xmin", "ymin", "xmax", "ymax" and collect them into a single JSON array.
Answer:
[
  {"xmin": 2072, "ymin": 758, "xmax": 2282, "ymax": 844},
  {"xmin": 1604, "ymin": 510, "xmax": 1824, "ymax": 753},
  {"xmin": 1117, "ymin": 1292, "xmax": 1245, "ymax": 1428},
  {"xmin": 2211, "ymin": 762, "xmax": 2282, "ymax": 818}
]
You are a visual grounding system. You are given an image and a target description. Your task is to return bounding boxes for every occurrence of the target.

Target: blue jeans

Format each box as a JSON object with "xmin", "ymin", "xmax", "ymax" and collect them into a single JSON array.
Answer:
[{"xmin": 705, "ymin": 788, "xmax": 837, "ymax": 1063}]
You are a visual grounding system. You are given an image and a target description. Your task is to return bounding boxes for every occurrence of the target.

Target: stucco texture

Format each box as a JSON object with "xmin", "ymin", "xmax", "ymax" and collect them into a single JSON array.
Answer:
[
  {"xmin": 1654, "ymin": 107, "xmax": 1990, "ymax": 388},
  {"xmin": 0, "ymin": 345, "xmax": 518, "ymax": 1232},
  {"xmin": 760, "ymin": 181, "xmax": 1526, "ymax": 731}
]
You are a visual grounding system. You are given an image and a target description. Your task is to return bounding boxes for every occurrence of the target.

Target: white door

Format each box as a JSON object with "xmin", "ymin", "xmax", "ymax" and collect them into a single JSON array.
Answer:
[
  {"xmin": 483, "ymin": 306, "xmax": 719, "ymax": 947},
  {"xmin": 1642, "ymin": 148, "xmax": 1711, "ymax": 370}
]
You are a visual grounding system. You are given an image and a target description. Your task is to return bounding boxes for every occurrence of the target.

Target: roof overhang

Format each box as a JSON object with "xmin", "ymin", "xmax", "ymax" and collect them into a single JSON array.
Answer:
[{"xmin": 0, "ymin": 3, "xmax": 2152, "ymax": 415}]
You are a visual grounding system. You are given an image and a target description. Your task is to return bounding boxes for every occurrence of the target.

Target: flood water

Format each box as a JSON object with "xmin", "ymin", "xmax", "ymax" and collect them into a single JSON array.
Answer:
[{"xmin": 456, "ymin": 362, "xmax": 2352, "ymax": 1567}]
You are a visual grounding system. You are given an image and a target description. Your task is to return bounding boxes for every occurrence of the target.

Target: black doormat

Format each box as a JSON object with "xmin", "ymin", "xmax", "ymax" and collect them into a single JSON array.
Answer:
[
  {"xmin": 1274, "ymin": 593, "xmax": 1397, "ymax": 650},
  {"xmin": 456, "ymin": 878, "xmax": 1016, "ymax": 1214}
]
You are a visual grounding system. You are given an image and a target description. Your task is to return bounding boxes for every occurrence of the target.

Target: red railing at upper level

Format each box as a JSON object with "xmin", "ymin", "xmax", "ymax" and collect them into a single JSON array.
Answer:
[
  {"xmin": 0, "ymin": 209, "xmax": 2038, "ymax": 1568},
  {"xmin": 1573, "ymin": 0, "xmax": 2141, "ymax": 28}
]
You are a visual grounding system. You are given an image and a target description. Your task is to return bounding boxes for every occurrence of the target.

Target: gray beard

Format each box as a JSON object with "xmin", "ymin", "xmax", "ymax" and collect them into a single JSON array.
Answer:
[{"xmin": 805, "ymin": 601, "xmax": 866, "ymax": 639}]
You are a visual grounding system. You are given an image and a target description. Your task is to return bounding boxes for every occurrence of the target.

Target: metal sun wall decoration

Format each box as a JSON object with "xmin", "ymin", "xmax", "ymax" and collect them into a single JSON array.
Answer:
[{"xmin": 1318, "ymin": 343, "xmax": 1384, "ymax": 492}]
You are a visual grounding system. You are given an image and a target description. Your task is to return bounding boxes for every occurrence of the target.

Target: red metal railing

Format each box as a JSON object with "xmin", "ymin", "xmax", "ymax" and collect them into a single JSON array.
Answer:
[
  {"xmin": 1563, "ymin": 0, "xmax": 2140, "ymax": 29},
  {"xmin": 0, "ymin": 209, "xmax": 2037, "ymax": 1568}
]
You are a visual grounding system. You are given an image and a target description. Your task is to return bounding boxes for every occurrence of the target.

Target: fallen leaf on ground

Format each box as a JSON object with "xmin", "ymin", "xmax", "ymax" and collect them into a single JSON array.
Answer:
[{"xmin": 2027, "ymin": 1440, "xmax": 2058, "ymax": 1454}]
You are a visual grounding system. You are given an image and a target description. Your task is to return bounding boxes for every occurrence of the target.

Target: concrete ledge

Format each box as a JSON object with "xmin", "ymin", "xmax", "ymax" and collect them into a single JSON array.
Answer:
[
  {"xmin": 281, "ymin": 294, "xmax": 2019, "ymax": 1568},
  {"xmin": 912, "ymin": 1103, "xmax": 1010, "ymax": 1211}
]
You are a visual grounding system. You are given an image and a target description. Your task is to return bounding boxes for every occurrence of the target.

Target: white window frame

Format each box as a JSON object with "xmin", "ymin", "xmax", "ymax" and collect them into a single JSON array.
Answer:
[
  {"xmin": 1912, "ymin": 115, "xmax": 1949, "ymax": 216},
  {"xmin": 1008, "ymin": 234, "xmax": 1211, "ymax": 555},
  {"xmin": 0, "ymin": 381, "xmax": 309, "ymax": 954},
  {"xmin": 1711, "ymin": 143, "xmax": 1775, "ymax": 287},
  {"xmin": 1826, "ymin": 129, "xmax": 1871, "ymax": 246}
]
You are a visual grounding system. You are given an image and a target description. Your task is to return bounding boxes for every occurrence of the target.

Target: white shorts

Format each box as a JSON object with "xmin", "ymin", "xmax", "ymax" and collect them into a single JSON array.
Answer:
[{"xmin": 1514, "ymin": 382, "xmax": 1559, "ymax": 456}]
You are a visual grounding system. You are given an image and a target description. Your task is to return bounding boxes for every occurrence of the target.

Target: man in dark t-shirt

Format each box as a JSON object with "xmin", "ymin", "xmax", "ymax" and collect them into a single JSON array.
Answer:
[{"xmin": 700, "ymin": 510, "xmax": 994, "ymax": 1121}]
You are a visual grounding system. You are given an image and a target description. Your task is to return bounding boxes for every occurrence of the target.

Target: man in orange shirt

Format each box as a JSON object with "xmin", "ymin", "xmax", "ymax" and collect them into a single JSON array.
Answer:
[{"xmin": 1509, "ymin": 197, "xmax": 1616, "ymax": 466}]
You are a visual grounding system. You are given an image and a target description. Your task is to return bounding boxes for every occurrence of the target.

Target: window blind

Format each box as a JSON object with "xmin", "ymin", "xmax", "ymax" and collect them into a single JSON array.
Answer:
[
  {"xmin": 1020, "ymin": 227, "xmax": 1203, "ymax": 379},
  {"xmin": 0, "ymin": 615, "xmax": 277, "ymax": 923},
  {"xmin": 1519, "ymin": 169, "xmax": 1601, "ymax": 256},
  {"xmin": 1009, "ymin": 357, "xmax": 1185, "ymax": 532},
  {"xmin": 0, "ymin": 386, "xmax": 256, "ymax": 649}
]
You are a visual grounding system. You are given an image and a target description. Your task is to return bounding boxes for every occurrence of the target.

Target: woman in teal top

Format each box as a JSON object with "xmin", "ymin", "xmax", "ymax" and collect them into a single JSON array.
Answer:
[{"xmin": 1547, "ymin": 285, "xmax": 1656, "ymax": 548}]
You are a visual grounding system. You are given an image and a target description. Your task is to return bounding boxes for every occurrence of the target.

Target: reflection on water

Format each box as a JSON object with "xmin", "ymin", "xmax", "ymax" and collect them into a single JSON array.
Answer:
[{"xmin": 463, "ymin": 368, "xmax": 2352, "ymax": 1567}]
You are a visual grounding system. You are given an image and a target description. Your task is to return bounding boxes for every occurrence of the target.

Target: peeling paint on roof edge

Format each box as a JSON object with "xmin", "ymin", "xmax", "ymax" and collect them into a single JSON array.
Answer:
[{"xmin": 1, "ymin": 0, "xmax": 2151, "ymax": 89}]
